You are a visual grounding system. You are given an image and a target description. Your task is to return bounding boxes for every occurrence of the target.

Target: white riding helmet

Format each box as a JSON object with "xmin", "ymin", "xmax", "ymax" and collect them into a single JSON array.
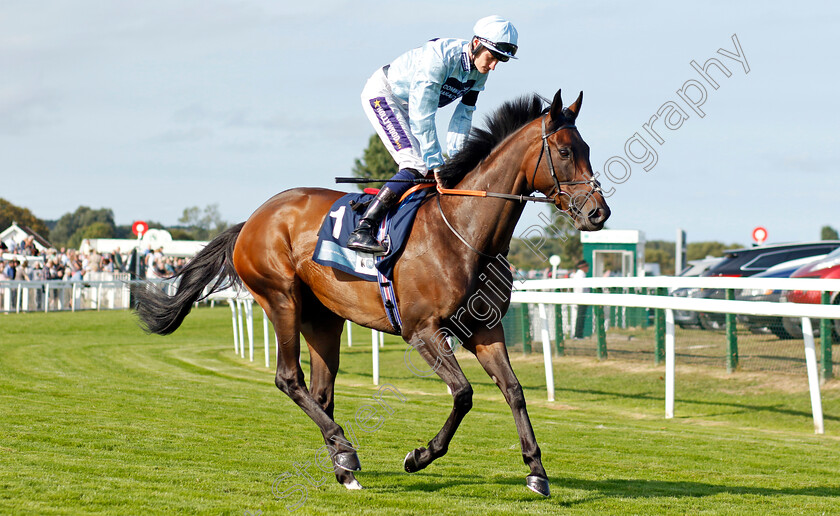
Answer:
[{"xmin": 472, "ymin": 15, "xmax": 519, "ymax": 61}]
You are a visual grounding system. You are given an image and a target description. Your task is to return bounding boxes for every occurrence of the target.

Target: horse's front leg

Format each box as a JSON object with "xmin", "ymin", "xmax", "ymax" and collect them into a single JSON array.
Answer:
[
  {"xmin": 402, "ymin": 323, "xmax": 473, "ymax": 473},
  {"xmin": 463, "ymin": 325, "xmax": 550, "ymax": 497}
]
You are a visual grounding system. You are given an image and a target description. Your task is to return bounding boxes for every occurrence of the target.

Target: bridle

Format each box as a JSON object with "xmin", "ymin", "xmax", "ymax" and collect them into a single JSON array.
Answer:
[
  {"xmin": 436, "ymin": 113, "xmax": 603, "ymax": 258},
  {"xmin": 436, "ymin": 113, "xmax": 602, "ymax": 205},
  {"xmin": 528, "ymin": 114, "xmax": 603, "ymax": 206}
]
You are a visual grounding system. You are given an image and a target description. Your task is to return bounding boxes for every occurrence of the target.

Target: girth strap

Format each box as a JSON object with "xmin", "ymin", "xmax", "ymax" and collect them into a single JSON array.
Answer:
[{"xmin": 375, "ymin": 212, "xmax": 402, "ymax": 333}]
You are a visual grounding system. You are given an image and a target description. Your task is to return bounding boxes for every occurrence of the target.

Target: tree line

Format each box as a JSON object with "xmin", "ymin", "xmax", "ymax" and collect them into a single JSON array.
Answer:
[
  {"xmin": 4, "ymin": 132, "xmax": 838, "ymax": 267},
  {"xmin": 0, "ymin": 198, "xmax": 229, "ymax": 250}
]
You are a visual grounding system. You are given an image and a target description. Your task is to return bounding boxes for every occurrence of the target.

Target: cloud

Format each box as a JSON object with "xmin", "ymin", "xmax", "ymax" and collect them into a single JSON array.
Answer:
[
  {"xmin": 148, "ymin": 126, "xmax": 214, "ymax": 144},
  {"xmin": 151, "ymin": 101, "xmax": 365, "ymax": 151},
  {"xmin": 0, "ymin": 88, "xmax": 59, "ymax": 135},
  {"xmin": 781, "ymin": 155, "xmax": 828, "ymax": 173}
]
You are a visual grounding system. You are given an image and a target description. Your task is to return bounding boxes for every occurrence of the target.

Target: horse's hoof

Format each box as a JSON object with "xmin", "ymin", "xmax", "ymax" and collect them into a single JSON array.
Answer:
[
  {"xmin": 526, "ymin": 475, "xmax": 550, "ymax": 497},
  {"xmin": 403, "ymin": 448, "xmax": 427, "ymax": 473},
  {"xmin": 333, "ymin": 451, "xmax": 361, "ymax": 472},
  {"xmin": 343, "ymin": 479, "xmax": 363, "ymax": 490}
]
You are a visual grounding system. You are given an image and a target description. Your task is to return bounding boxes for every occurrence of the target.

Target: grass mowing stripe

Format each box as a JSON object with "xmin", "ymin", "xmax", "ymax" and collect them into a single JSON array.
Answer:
[{"xmin": 1, "ymin": 308, "xmax": 838, "ymax": 515}]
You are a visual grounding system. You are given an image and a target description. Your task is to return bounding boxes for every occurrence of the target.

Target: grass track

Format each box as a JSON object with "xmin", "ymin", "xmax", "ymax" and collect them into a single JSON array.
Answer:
[{"xmin": 1, "ymin": 308, "xmax": 838, "ymax": 515}]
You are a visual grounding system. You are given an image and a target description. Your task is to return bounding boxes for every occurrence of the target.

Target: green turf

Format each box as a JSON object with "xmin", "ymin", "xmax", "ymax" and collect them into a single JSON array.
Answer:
[{"xmin": 1, "ymin": 307, "xmax": 838, "ymax": 515}]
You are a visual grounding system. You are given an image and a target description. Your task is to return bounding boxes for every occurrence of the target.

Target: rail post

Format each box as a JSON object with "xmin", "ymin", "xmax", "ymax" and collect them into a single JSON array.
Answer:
[
  {"xmin": 538, "ymin": 303, "xmax": 555, "ymax": 402},
  {"xmin": 654, "ymin": 287, "xmax": 665, "ymax": 365},
  {"xmin": 346, "ymin": 320, "xmax": 353, "ymax": 347},
  {"xmin": 726, "ymin": 288, "xmax": 738, "ymax": 373},
  {"xmin": 372, "ymin": 330, "xmax": 379, "ymax": 385},
  {"xmin": 263, "ymin": 308, "xmax": 271, "ymax": 368},
  {"xmin": 553, "ymin": 295, "xmax": 565, "ymax": 356},
  {"xmin": 237, "ymin": 300, "xmax": 246, "ymax": 359},
  {"xmin": 665, "ymin": 309, "xmax": 676, "ymax": 419},
  {"xmin": 616, "ymin": 287, "xmax": 624, "ymax": 328},
  {"xmin": 520, "ymin": 304, "xmax": 532, "ymax": 354},
  {"xmin": 625, "ymin": 287, "xmax": 635, "ymax": 328},
  {"xmin": 228, "ymin": 299, "xmax": 239, "ymax": 355},
  {"xmin": 820, "ymin": 291, "xmax": 833, "ymax": 382},
  {"xmin": 594, "ymin": 288, "xmax": 607, "ymax": 360}
]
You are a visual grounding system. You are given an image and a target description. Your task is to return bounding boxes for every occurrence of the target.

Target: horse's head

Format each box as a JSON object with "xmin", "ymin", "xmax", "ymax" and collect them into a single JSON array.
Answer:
[{"xmin": 527, "ymin": 89, "xmax": 610, "ymax": 231}]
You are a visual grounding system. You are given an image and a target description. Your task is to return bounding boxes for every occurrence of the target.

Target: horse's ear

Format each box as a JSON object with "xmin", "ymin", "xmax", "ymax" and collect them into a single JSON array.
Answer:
[
  {"xmin": 549, "ymin": 89, "xmax": 564, "ymax": 123},
  {"xmin": 564, "ymin": 91, "xmax": 583, "ymax": 121}
]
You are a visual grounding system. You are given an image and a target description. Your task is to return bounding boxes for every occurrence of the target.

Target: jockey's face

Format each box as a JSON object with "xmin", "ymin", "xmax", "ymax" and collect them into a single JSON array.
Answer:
[{"xmin": 472, "ymin": 40, "xmax": 501, "ymax": 74}]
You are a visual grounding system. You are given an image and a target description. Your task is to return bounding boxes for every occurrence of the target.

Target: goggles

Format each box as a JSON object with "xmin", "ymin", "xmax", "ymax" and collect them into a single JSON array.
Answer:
[{"xmin": 476, "ymin": 37, "xmax": 518, "ymax": 62}]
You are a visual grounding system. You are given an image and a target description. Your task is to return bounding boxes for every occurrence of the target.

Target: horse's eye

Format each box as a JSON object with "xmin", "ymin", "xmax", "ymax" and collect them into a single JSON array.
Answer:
[{"xmin": 558, "ymin": 148, "xmax": 571, "ymax": 159}]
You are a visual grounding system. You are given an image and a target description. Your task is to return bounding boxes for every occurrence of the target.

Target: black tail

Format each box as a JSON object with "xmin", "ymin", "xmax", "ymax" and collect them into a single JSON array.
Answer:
[{"xmin": 132, "ymin": 222, "xmax": 245, "ymax": 335}]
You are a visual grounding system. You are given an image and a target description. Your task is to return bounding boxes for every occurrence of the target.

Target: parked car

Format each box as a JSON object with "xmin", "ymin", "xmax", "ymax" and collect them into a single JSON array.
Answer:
[
  {"xmin": 677, "ymin": 256, "xmax": 726, "ymax": 278},
  {"xmin": 692, "ymin": 242, "xmax": 840, "ymax": 330},
  {"xmin": 672, "ymin": 257, "xmax": 725, "ymax": 328},
  {"xmin": 780, "ymin": 246, "xmax": 840, "ymax": 340},
  {"xmin": 735, "ymin": 255, "xmax": 829, "ymax": 339}
]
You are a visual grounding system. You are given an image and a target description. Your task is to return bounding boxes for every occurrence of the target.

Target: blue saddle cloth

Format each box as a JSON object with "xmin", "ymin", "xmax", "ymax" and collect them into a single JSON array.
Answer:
[{"xmin": 312, "ymin": 189, "xmax": 430, "ymax": 281}]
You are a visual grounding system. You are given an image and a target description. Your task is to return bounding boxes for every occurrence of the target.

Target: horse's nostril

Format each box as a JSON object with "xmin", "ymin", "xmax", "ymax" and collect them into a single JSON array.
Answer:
[{"xmin": 588, "ymin": 207, "xmax": 609, "ymax": 224}]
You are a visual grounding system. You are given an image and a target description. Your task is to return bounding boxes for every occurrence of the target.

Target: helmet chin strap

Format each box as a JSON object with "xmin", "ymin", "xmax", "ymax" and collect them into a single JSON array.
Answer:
[{"xmin": 471, "ymin": 38, "xmax": 483, "ymax": 59}]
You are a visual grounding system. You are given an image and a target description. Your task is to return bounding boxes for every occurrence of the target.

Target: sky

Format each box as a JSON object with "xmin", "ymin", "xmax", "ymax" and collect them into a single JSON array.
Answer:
[{"xmin": 2, "ymin": 1, "xmax": 838, "ymax": 247}]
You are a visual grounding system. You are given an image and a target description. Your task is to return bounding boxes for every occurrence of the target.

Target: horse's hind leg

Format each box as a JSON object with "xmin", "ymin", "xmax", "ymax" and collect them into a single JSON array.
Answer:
[
  {"xmin": 402, "ymin": 322, "xmax": 473, "ymax": 474},
  {"xmin": 300, "ymin": 292, "xmax": 361, "ymax": 489},
  {"xmin": 260, "ymin": 279, "xmax": 362, "ymax": 475},
  {"xmin": 463, "ymin": 325, "xmax": 550, "ymax": 497}
]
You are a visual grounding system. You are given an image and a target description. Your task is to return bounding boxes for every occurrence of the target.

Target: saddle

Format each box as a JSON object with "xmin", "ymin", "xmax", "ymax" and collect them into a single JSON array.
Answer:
[
  {"xmin": 312, "ymin": 186, "xmax": 431, "ymax": 282},
  {"xmin": 312, "ymin": 186, "xmax": 432, "ymax": 334}
]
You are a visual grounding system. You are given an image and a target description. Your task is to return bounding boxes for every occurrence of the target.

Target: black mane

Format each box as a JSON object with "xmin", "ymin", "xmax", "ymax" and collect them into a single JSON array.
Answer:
[{"xmin": 437, "ymin": 94, "xmax": 550, "ymax": 188}]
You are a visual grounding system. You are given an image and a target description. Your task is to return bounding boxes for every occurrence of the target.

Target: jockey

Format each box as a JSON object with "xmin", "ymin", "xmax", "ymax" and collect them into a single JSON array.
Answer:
[{"xmin": 347, "ymin": 15, "xmax": 519, "ymax": 255}]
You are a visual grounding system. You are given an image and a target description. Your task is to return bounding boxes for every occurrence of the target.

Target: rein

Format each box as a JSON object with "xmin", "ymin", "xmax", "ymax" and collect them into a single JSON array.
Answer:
[
  {"xmin": 435, "ymin": 184, "xmax": 556, "ymax": 204},
  {"xmin": 435, "ymin": 114, "xmax": 602, "ymax": 205},
  {"xmin": 436, "ymin": 194, "xmax": 496, "ymax": 259},
  {"xmin": 335, "ymin": 114, "xmax": 604, "ymax": 258},
  {"xmin": 436, "ymin": 114, "xmax": 602, "ymax": 257}
]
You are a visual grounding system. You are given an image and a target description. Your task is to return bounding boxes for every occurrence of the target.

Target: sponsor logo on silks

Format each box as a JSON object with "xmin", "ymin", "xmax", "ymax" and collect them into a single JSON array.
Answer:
[
  {"xmin": 438, "ymin": 78, "xmax": 476, "ymax": 108},
  {"xmin": 371, "ymin": 97, "xmax": 412, "ymax": 151},
  {"xmin": 460, "ymin": 51, "xmax": 471, "ymax": 72}
]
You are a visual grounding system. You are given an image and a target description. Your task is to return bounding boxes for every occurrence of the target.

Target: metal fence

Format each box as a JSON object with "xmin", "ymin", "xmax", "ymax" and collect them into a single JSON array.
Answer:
[
  {"xmin": 4, "ymin": 273, "xmax": 839, "ymax": 433},
  {"xmin": 504, "ymin": 277, "xmax": 840, "ymax": 433},
  {"xmin": 503, "ymin": 301, "xmax": 838, "ymax": 375},
  {"xmin": 503, "ymin": 277, "xmax": 840, "ymax": 377},
  {"xmin": 0, "ymin": 275, "xmax": 178, "ymax": 313}
]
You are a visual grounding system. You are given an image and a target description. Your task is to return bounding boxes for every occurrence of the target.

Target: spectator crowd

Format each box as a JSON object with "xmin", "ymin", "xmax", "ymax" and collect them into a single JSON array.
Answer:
[{"xmin": 1, "ymin": 236, "xmax": 188, "ymax": 282}]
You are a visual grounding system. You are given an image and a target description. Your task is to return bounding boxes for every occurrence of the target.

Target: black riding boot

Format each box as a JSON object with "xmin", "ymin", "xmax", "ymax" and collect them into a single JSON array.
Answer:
[{"xmin": 346, "ymin": 186, "xmax": 400, "ymax": 255}]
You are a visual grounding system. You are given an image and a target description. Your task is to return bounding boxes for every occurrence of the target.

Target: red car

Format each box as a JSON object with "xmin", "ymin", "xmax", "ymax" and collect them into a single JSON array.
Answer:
[{"xmin": 782, "ymin": 247, "xmax": 840, "ymax": 339}]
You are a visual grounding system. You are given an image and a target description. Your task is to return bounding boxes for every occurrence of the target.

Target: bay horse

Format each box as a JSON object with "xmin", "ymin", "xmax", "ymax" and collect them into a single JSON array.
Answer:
[{"xmin": 133, "ymin": 89, "xmax": 610, "ymax": 497}]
